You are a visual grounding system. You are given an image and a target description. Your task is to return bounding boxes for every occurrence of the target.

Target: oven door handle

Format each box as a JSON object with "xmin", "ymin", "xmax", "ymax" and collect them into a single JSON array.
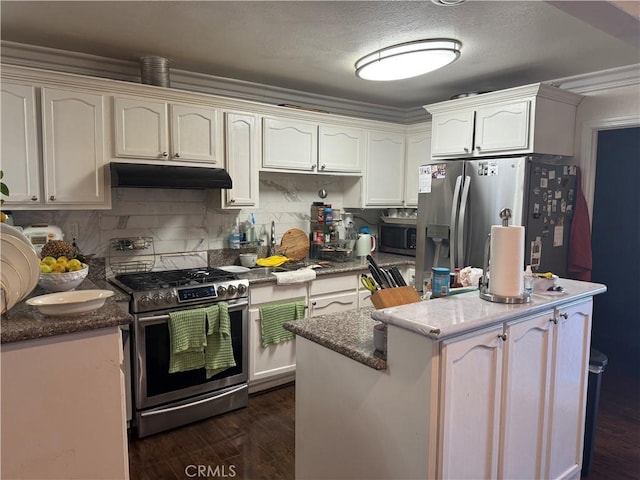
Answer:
[
  {"xmin": 137, "ymin": 301, "xmax": 248, "ymax": 325},
  {"xmin": 139, "ymin": 384, "xmax": 249, "ymax": 417}
]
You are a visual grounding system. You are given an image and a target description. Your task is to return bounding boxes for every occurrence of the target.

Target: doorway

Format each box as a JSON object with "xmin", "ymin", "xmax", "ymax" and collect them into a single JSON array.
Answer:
[{"xmin": 591, "ymin": 127, "xmax": 640, "ymax": 378}]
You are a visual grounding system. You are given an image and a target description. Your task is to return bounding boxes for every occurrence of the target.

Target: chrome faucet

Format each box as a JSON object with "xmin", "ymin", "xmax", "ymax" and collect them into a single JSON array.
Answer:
[{"xmin": 270, "ymin": 221, "xmax": 276, "ymax": 256}]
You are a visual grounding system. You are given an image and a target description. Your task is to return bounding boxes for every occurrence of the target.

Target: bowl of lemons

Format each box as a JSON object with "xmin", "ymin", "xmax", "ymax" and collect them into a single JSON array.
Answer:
[{"xmin": 38, "ymin": 256, "xmax": 89, "ymax": 292}]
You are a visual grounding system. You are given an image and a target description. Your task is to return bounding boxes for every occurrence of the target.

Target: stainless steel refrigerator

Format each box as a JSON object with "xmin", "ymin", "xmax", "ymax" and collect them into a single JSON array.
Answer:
[{"xmin": 415, "ymin": 156, "xmax": 577, "ymax": 292}]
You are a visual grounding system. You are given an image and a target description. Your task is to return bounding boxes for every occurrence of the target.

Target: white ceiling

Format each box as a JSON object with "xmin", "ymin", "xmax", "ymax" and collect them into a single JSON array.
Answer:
[{"xmin": 1, "ymin": 1, "xmax": 639, "ymax": 109}]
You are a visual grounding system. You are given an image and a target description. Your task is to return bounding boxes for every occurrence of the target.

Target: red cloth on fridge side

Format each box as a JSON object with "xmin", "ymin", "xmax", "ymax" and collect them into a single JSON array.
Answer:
[{"xmin": 567, "ymin": 168, "xmax": 592, "ymax": 281}]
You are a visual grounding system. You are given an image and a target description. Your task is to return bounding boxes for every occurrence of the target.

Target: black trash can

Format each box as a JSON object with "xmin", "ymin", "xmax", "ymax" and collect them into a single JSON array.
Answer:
[{"xmin": 581, "ymin": 348, "xmax": 608, "ymax": 476}]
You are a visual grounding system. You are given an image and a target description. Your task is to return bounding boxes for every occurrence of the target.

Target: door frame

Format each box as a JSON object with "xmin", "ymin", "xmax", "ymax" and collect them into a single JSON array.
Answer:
[{"xmin": 580, "ymin": 115, "xmax": 640, "ymax": 219}]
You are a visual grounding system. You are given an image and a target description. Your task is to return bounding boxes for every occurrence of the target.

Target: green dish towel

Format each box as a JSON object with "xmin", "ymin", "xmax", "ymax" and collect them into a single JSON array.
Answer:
[
  {"xmin": 259, "ymin": 301, "xmax": 306, "ymax": 347},
  {"xmin": 204, "ymin": 303, "xmax": 236, "ymax": 379},
  {"xmin": 168, "ymin": 308, "xmax": 207, "ymax": 373}
]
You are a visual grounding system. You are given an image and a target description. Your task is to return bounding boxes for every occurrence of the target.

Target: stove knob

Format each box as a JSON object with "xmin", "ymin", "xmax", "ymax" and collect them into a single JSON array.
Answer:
[
  {"xmin": 139, "ymin": 295, "xmax": 151, "ymax": 308},
  {"xmin": 237, "ymin": 284, "xmax": 247, "ymax": 295},
  {"xmin": 164, "ymin": 292, "xmax": 177, "ymax": 304},
  {"xmin": 227, "ymin": 284, "xmax": 237, "ymax": 296},
  {"xmin": 152, "ymin": 294, "xmax": 161, "ymax": 305},
  {"xmin": 217, "ymin": 286, "xmax": 227, "ymax": 297}
]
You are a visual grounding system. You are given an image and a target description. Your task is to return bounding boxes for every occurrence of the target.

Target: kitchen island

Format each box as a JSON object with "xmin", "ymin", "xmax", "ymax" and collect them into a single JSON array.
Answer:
[
  {"xmin": 1, "ymin": 279, "xmax": 132, "ymax": 480},
  {"xmin": 285, "ymin": 278, "xmax": 606, "ymax": 480}
]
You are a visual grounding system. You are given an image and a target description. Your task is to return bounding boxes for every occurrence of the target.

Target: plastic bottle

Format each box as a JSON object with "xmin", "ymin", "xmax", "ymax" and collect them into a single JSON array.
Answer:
[
  {"xmin": 324, "ymin": 205, "xmax": 333, "ymax": 225},
  {"xmin": 229, "ymin": 220, "xmax": 241, "ymax": 249},
  {"xmin": 452, "ymin": 268, "xmax": 463, "ymax": 288},
  {"xmin": 524, "ymin": 265, "xmax": 534, "ymax": 295}
]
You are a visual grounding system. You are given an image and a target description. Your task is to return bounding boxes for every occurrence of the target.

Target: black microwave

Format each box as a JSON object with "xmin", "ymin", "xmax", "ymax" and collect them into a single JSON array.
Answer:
[{"xmin": 378, "ymin": 224, "xmax": 417, "ymax": 256}]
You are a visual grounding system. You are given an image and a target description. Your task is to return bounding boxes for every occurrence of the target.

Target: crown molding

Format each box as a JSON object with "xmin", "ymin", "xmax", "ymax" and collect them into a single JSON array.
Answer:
[
  {"xmin": 549, "ymin": 63, "xmax": 640, "ymax": 94},
  {"xmin": 2, "ymin": 41, "xmax": 636, "ymax": 124},
  {"xmin": 1, "ymin": 41, "xmax": 425, "ymax": 124}
]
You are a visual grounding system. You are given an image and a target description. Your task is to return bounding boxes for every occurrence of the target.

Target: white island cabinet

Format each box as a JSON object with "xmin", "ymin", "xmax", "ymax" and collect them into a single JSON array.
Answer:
[{"xmin": 292, "ymin": 279, "xmax": 605, "ymax": 480}]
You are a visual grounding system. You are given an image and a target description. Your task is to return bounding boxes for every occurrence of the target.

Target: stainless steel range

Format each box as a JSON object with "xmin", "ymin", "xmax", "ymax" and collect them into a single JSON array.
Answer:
[{"xmin": 110, "ymin": 267, "xmax": 250, "ymax": 437}]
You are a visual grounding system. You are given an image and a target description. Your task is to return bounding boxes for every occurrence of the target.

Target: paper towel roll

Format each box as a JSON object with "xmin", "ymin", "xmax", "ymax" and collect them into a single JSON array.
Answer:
[{"xmin": 489, "ymin": 225, "xmax": 525, "ymax": 297}]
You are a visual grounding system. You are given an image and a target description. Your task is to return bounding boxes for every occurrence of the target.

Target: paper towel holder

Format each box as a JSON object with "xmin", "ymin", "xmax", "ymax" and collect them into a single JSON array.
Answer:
[{"xmin": 478, "ymin": 208, "xmax": 531, "ymax": 304}]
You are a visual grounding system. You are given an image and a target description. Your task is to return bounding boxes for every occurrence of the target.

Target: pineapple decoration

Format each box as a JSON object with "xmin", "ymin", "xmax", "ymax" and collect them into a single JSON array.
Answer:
[{"xmin": 39, "ymin": 240, "xmax": 87, "ymax": 274}]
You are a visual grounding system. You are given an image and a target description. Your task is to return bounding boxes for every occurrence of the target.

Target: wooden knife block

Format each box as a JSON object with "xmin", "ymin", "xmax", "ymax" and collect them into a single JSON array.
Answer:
[{"xmin": 371, "ymin": 286, "xmax": 422, "ymax": 309}]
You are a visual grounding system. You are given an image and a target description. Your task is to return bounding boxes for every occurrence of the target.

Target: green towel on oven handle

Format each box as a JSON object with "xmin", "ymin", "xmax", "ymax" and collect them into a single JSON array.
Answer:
[
  {"xmin": 259, "ymin": 300, "xmax": 306, "ymax": 347},
  {"xmin": 168, "ymin": 308, "xmax": 207, "ymax": 373},
  {"xmin": 204, "ymin": 303, "xmax": 236, "ymax": 379}
]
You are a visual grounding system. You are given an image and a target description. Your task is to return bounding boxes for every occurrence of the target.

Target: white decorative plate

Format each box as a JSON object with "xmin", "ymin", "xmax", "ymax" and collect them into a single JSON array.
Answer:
[
  {"xmin": 1, "ymin": 232, "xmax": 40, "ymax": 300},
  {"xmin": 26, "ymin": 289, "xmax": 115, "ymax": 316},
  {"xmin": 1, "ymin": 260, "xmax": 24, "ymax": 312},
  {"xmin": 218, "ymin": 265, "xmax": 250, "ymax": 273}
]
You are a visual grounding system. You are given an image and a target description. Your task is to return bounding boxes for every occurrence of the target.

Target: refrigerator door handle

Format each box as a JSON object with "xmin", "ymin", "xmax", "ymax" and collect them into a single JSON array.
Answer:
[
  {"xmin": 449, "ymin": 175, "xmax": 463, "ymax": 272},
  {"xmin": 457, "ymin": 175, "xmax": 471, "ymax": 270}
]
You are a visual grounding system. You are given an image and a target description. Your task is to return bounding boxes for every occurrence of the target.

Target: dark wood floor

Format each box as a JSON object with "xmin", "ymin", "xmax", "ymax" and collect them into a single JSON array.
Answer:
[{"xmin": 129, "ymin": 364, "xmax": 639, "ymax": 480}]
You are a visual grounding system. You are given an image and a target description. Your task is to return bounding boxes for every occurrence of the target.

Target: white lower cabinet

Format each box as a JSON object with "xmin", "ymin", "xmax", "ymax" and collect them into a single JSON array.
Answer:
[
  {"xmin": 309, "ymin": 273, "xmax": 359, "ymax": 317},
  {"xmin": 440, "ymin": 324, "xmax": 504, "ymax": 479},
  {"xmin": 440, "ymin": 299, "xmax": 592, "ymax": 480},
  {"xmin": 248, "ymin": 283, "xmax": 307, "ymax": 393}
]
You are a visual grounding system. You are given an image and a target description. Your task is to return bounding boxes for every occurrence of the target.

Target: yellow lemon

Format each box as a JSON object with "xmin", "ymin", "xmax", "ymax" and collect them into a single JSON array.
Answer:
[
  {"xmin": 51, "ymin": 263, "xmax": 66, "ymax": 273},
  {"xmin": 41, "ymin": 256, "xmax": 57, "ymax": 266},
  {"xmin": 67, "ymin": 259, "xmax": 82, "ymax": 269},
  {"xmin": 57, "ymin": 256, "xmax": 69, "ymax": 263},
  {"xmin": 67, "ymin": 263, "xmax": 83, "ymax": 272},
  {"xmin": 40, "ymin": 264, "xmax": 53, "ymax": 274}
]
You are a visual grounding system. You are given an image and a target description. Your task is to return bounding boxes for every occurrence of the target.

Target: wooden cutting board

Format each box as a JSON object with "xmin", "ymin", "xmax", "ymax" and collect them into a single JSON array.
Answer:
[{"xmin": 277, "ymin": 228, "xmax": 310, "ymax": 261}]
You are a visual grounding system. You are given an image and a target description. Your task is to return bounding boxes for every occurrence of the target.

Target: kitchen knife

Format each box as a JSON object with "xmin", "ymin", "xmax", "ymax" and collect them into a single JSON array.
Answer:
[
  {"xmin": 368, "ymin": 264, "xmax": 386, "ymax": 289},
  {"xmin": 381, "ymin": 268, "xmax": 396, "ymax": 288},
  {"xmin": 390, "ymin": 266, "xmax": 407, "ymax": 287},
  {"xmin": 366, "ymin": 255, "xmax": 390, "ymax": 288}
]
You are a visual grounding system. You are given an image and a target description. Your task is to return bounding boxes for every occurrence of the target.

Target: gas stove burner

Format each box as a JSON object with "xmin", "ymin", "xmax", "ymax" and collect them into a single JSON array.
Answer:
[{"xmin": 114, "ymin": 267, "xmax": 237, "ymax": 292}]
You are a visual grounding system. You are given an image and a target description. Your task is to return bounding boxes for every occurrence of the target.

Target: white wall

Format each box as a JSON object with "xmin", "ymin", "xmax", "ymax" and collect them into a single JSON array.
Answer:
[
  {"xmin": 572, "ymin": 82, "xmax": 640, "ymax": 217},
  {"xmin": 11, "ymin": 172, "xmax": 381, "ymax": 259}
]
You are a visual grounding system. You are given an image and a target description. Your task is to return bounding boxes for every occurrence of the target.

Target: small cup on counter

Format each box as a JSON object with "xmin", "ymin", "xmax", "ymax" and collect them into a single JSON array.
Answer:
[{"xmin": 239, "ymin": 253, "xmax": 258, "ymax": 268}]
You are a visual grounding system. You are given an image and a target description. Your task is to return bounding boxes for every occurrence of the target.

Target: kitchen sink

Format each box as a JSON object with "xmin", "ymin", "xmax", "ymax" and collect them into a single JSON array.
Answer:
[{"xmin": 236, "ymin": 266, "xmax": 287, "ymax": 279}]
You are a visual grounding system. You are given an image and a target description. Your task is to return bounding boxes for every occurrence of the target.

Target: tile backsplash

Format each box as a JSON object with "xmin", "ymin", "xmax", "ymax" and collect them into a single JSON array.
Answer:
[{"xmin": 11, "ymin": 172, "xmax": 382, "ymax": 261}]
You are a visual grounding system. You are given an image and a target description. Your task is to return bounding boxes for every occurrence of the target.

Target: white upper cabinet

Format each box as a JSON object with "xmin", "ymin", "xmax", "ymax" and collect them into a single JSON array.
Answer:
[
  {"xmin": 114, "ymin": 97, "xmax": 220, "ymax": 165},
  {"xmin": 262, "ymin": 116, "xmax": 364, "ymax": 175},
  {"xmin": 262, "ymin": 117, "xmax": 318, "ymax": 171},
  {"xmin": 223, "ymin": 111, "xmax": 259, "ymax": 208},
  {"xmin": 318, "ymin": 124, "xmax": 365, "ymax": 173},
  {"xmin": 430, "ymin": 109, "xmax": 475, "ymax": 157},
  {"xmin": 426, "ymin": 83, "xmax": 582, "ymax": 159},
  {"xmin": 363, "ymin": 130, "xmax": 405, "ymax": 206},
  {"xmin": 404, "ymin": 127, "xmax": 432, "ymax": 207},
  {"xmin": 1, "ymin": 84, "xmax": 41, "ymax": 206},
  {"xmin": 2, "ymin": 84, "xmax": 109, "ymax": 210},
  {"xmin": 42, "ymin": 88, "xmax": 108, "ymax": 207}
]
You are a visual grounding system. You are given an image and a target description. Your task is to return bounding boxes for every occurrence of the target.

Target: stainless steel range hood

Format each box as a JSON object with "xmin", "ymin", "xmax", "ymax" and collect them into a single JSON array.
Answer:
[{"xmin": 110, "ymin": 162, "xmax": 232, "ymax": 189}]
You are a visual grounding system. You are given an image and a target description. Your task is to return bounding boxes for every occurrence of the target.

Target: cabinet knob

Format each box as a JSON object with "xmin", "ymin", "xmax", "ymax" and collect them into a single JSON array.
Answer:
[
  {"xmin": 498, "ymin": 333, "xmax": 507, "ymax": 341},
  {"xmin": 320, "ymin": 164, "xmax": 326, "ymax": 171},
  {"xmin": 464, "ymin": 147, "xmax": 469, "ymax": 153},
  {"xmin": 476, "ymin": 146, "xmax": 482, "ymax": 152},
  {"xmin": 310, "ymin": 164, "xmax": 316, "ymax": 171},
  {"xmin": 174, "ymin": 153, "xmax": 181, "ymax": 159},
  {"xmin": 559, "ymin": 312, "xmax": 568, "ymax": 319},
  {"xmin": 49, "ymin": 195, "xmax": 55, "ymax": 201},
  {"xmin": 31, "ymin": 196, "xmax": 38, "ymax": 201},
  {"xmin": 550, "ymin": 317, "xmax": 558, "ymax": 325},
  {"xmin": 162, "ymin": 152, "xmax": 168, "ymax": 157},
  {"xmin": 311, "ymin": 301, "xmax": 317, "ymax": 306},
  {"xmin": 229, "ymin": 198, "xmax": 236, "ymax": 204}
]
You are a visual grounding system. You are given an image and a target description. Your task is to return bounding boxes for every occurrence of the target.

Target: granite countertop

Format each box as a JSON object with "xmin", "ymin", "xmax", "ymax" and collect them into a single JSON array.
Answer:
[
  {"xmin": 372, "ymin": 279, "xmax": 607, "ymax": 341},
  {"xmin": 245, "ymin": 252, "xmax": 414, "ymax": 285},
  {"xmin": 284, "ymin": 307, "xmax": 387, "ymax": 370},
  {"xmin": 1, "ymin": 278, "xmax": 133, "ymax": 344}
]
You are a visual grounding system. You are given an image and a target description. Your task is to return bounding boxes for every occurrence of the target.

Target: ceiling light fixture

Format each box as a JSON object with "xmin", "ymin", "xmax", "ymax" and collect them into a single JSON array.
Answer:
[{"xmin": 355, "ymin": 38, "xmax": 462, "ymax": 81}]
